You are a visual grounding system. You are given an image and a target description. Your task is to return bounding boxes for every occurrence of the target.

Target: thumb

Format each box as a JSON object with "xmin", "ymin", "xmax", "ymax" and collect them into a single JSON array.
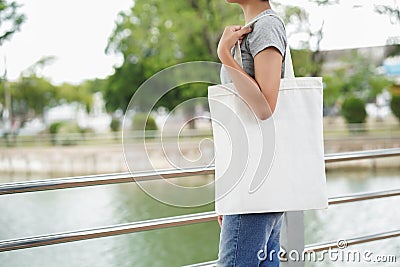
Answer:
[
  {"xmin": 239, "ymin": 26, "xmax": 252, "ymax": 34},
  {"xmin": 235, "ymin": 27, "xmax": 252, "ymax": 38}
]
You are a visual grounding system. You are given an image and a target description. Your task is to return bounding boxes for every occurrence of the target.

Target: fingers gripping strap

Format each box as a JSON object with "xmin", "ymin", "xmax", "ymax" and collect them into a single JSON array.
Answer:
[{"xmin": 233, "ymin": 13, "xmax": 295, "ymax": 79}]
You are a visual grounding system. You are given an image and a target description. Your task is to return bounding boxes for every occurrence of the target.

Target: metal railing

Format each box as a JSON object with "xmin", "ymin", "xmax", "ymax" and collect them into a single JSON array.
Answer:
[
  {"xmin": 0, "ymin": 129, "xmax": 214, "ymax": 147},
  {"xmin": 0, "ymin": 188, "xmax": 399, "ymax": 253},
  {"xmin": 183, "ymin": 230, "xmax": 400, "ymax": 267},
  {"xmin": 0, "ymin": 148, "xmax": 399, "ymax": 266},
  {"xmin": 2, "ymin": 122, "xmax": 399, "ymax": 147},
  {"xmin": 1, "ymin": 148, "xmax": 399, "ymax": 195}
]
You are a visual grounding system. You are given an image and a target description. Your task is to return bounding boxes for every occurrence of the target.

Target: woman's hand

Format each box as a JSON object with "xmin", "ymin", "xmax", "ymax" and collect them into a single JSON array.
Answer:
[
  {"xmin": 217, "ymin": 215, "xmax": 223, "ymax": 228},
  {"xmin": 217, "ymin": 25, "xmax": 252, "ymax": 63}
]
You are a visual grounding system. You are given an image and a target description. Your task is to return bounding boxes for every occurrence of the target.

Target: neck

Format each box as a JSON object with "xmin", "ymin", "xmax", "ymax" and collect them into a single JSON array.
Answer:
[{"xmin": 240, "ymin": 1, "xmax": 271, "ymax": 24}]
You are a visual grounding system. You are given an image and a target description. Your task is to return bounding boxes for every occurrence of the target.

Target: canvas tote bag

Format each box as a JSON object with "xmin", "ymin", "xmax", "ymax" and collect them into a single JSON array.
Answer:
[{"xmin": 208, "ymin": 13, "xmax": 328, "ymax": 215}]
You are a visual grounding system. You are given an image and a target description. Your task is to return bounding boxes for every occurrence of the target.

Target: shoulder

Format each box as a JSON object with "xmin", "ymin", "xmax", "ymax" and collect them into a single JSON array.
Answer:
[
  {"xmin": 245, "ymin": 12, "xmax": 287, "ymax": 58},
  {"xmin": 251, "ymin": 13, "xmax": 285, "ymax": 36}
]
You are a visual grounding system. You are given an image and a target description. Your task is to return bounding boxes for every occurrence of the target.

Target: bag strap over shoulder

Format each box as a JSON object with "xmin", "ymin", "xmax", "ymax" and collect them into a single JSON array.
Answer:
[{"xmin": 234, "ymin": 12, "xmax": 295, "ymax": 79}]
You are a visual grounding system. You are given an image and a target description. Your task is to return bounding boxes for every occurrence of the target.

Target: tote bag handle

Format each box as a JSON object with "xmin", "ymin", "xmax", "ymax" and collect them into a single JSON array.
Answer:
[{"xmin": 233, "ymin": 13, "xmax": 295, "ymax": 79}]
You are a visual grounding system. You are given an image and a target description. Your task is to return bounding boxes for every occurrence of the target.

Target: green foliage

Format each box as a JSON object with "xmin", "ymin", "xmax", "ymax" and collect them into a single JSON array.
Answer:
[
  {"xmin": 103, "ymin": 62, "xmax": 144, "ymax": 112},
  {"xmin": 49, "ymin": 121, "xmax": 64, "ymax": 145},
  {"xmin": 390, "ymin": 95, "xmax": 400, "ymax": 122},
  {"xmin": 323, "ymin": 52, "xmax": 392, "ymax": 110},
  {"xmin": 0, "ymin": 0, "xmax": 26, "ymax": 45},
  {"xmin": 132, "ymin": 113, "xmax": 158, "ymax": 131},
  {"xmin": 0, "ymin": 52, "xmax": 96, "ymax": 123},
  {"xmin": 273, "ymin": 4, "xmax": 325, "ymax": 76},
  {"xmin": 375, "ymin": 4, "xmax": 400, "ymax": 24},
  {"xmin": 57, "ymin": 82, "xmax": 92, "ymax": 112},
  {"xmin": 57, "ymin": 122, "xmax": 81, "ymax": 146},
  {"xmin": 49, "ymin": 121, "xmax": 91, "ymax": 146},
  {"xmin": 110, "ymin": 118, "xmax": 120, "ymax": 132},
  {"xmin": 23, "ymin": 56, "xmax": 56, "ymax": 76},
  {"xmin": 341, "ymin": 97, "xmax": 367, "ymax": 124},
  {"xmin": 309, "ymin": 0, "xmax": 339, "ymax": 6},
  {"xmin": 341, "ymin": 53, "xmax": 390, "ymax": 101},
  {"xmin": 322, "ymin": 69, "xmax": 346, "ymax": 107},
  {"xmin": 104, "ymin": 0, "xmax": 241, "ymax": 112},
  {"xmin": 103, "ymin": 1, "xmax": 339, "ymax": 114},
  {"xmin": 385, "ymin": 45, "xmax": 400, "ymax": 57},
  {"xmin": 49, "ymin": 121, "xmax": 63, "ymax": 135},
  {"xmin": 10, "ymin": 75, "xmax": 57, "ymax": 117},
  {"xmin": 1, "ymin": 73, "xmax": 94, "ymax": 122},
  {"xmin": 281, "ymin": 5, "xmax": 309, "ymax": 26},
  {"xmin": 291, "ymin": 49, "xmax": 320, "ymax": 77}
]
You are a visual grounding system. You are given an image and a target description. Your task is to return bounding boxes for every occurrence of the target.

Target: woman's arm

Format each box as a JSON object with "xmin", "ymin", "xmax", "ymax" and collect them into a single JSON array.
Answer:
[
  {"xmin": 218, "ymin": 26, "xmax": 283, "ymax": 120},
  {"xmin": 254, "ymin": 47, "xmax": 283, "ymax": 114}
]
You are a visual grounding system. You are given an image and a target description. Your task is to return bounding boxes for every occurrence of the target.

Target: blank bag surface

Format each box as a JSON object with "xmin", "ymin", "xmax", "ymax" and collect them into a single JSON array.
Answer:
[{"xmin": 208, "ymin": 13, "xmax": 328, "ymax": 215}]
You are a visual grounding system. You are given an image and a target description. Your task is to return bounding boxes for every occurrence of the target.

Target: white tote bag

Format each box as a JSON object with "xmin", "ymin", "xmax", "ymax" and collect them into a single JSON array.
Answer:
[{"xmin": 208, "ymin": 14, "xmax": 328, "ymax": 215}]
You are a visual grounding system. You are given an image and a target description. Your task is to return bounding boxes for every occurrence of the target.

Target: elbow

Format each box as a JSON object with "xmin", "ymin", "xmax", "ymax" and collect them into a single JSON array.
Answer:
[
  {"xmin": 257, "ymin": 107, "xmax": 275, "ymax": 121},
  {"xmin": 258, "ymin": 113, "xmax": 270, "ymax": 121},
  {"xmin": 257, "ymin": 96, "xmax": 277, "ymax": 121}
]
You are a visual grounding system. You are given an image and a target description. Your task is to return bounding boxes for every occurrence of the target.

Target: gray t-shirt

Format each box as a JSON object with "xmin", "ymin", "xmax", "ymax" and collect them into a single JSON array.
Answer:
[{"xmin": 220, "ymin": 9, "xmax": 287, "ymax": 84}]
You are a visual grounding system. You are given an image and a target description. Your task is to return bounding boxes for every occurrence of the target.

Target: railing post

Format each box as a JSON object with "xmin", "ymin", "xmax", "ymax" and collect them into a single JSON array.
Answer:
[{"xmin": 280, "ymin": 211, "xmax": 305, "ymax": 267}]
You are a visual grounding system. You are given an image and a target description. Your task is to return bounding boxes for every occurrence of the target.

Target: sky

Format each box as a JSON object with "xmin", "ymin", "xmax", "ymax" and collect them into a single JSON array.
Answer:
[
  {"xmin": 1, "ymin": 0, "xmax": 132, "ymax": 84},
  {"xmin": 1, "ymin": 0, "xmax": 400, "ymax": 85}
]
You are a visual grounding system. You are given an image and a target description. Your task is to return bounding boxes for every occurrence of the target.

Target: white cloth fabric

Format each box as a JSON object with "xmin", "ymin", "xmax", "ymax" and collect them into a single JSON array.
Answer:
[{"xmin": 208, "ymin": 14, "xmax": 328, "ymax": 215}]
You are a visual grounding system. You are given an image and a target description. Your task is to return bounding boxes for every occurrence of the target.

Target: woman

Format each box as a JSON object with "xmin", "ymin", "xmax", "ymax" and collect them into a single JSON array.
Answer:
[{"xmin": 216, "ymin": 0, "xmax": 287, "ymax": 266}]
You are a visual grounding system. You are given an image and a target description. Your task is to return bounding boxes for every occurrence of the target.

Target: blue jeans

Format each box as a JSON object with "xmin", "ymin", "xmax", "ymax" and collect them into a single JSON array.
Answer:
[{"xmin": 217, "ymin": 212, "xmax": 284, "ymax": 267}]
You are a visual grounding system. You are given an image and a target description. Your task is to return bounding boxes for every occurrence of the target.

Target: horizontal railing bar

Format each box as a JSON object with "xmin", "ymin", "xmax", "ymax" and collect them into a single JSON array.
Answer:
[
  {"xmin": 182, "ymin": 260, "xmax": 218, "ymax": 267},
  {"xmin": 328, "ymin": 188, "xmax": 400, "ymax": 205},
  {"xmin": 182, "ymin": 230, "xmax": 400, "ymax": 267},
  {"xmin": 324, "ymin": 148, "xmax": 400, "ymax": 163},
  {"xmin": 324, "ymin": 136, "xmax": 400, "ymax": 140},
  {"xmin": 0, "ymin": 211, "xmax": 217, "ymax": 252},
  {"xmin": 0, "ymin": 166, "xmax": 215, "ymax": 195},
  {"xmin": 0, "ymin": 188, "xmax": 398, "ymax": 252},
  {"xmin": 1, "ymin": 148, "xmax": 399, "ymax": 195},
  {"xmin": 304, "ymin": 229, "xmax": 400, "ymax": 253}
]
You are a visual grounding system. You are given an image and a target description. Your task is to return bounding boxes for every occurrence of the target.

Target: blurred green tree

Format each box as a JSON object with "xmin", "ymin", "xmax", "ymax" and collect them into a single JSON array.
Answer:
[
  {"xmin": 341, "ymin": 97, "xmax": 367, "ymax": 123},
  {"xmin": 375, "ymin": 4, "xmax": 400, "ymax": 24},
  {"xmin": 390, "ymin": 95, "xmax": 400, "ymax": 123},
  {"xmin": 57, "ymin": 82, "xmax": 93, "ymax": 112},
  {"xmin": 343, "ymin": 52, "xmax": 391, "ymax": 101},
  {"xmin": 105, "ymin": 0, "xmax": 241, "ymax": 114},
  {"xmin": 105, "ymin": 1, "xmax": 337, "ymax": 129},
  {"xmin": 321, "ymin": 68, "xmax": 346, "ymax": 108},
  {"xmin": 11, "ymin": 75, "xmax": 57, "ymax": 120},
  {"xmin": 309, "ymin": 0, "xmax": 339, "ymax": 5},
  {"xmin": 110, "ymin": 117, "xmax": 120, "ymax": 132},
  {"xmin": 277, "ymin": 4, "xmax": 325, "ymax": 77},
  {"xmin": 132, "ymin": 112, "xmax": 158, "ymax": 138},
  {"xmin": 104, "ymin": 0, "xmax": 244, "ymax": 128},
  {"xmin": 0, "ymin": 0, "xmax": 25, "ymax": 45},
  {"xmin": 5, "ymin": 54, "xmax": 93, "ymax": 123},
  {"xmin": 323, "ymin": 52, "xmax": 392, "ymax": 114}
]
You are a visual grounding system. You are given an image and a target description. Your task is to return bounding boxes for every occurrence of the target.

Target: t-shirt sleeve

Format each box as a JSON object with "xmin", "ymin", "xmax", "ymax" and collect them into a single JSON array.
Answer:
[{"xmin": 246, "ymin": 16, "xmax": 287, "ymax": 59}]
